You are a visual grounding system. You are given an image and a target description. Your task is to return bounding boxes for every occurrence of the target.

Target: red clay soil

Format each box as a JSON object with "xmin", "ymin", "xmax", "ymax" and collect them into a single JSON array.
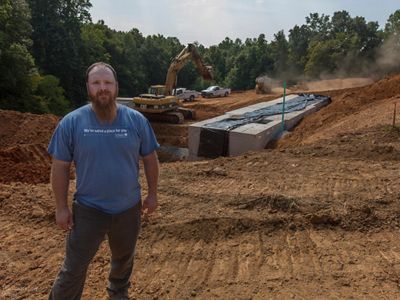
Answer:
[
  {"xmin": 278, "ymin": 75, "xmax": 400, "ymax": 148},
  {"xmin": 0, "ymin": 110, "xmax": 59, "ymax": 184},
  {"xmin": 2, "ymin": 76, "xmax": 400, "ymax": 299}
]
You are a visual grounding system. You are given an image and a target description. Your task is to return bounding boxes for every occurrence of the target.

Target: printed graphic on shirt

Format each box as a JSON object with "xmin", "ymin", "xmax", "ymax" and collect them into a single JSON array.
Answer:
[{"xmin": 83, "ymin": 127, "xmax": 128, "ymax": 138}]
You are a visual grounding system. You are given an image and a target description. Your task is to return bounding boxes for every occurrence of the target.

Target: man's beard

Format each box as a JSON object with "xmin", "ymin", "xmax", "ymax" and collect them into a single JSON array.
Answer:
[{"xmin": 89, "ymin": 90, "xmax": 116, "ymax": 111}]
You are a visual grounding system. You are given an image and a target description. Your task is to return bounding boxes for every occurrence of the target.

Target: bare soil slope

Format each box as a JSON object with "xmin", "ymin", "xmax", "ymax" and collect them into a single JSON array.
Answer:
[
  {"xmin": 0, "ymin": 110, "xmax": 59, "ymax": 184},
  {"xmin": 1, "ymin": 76, "xmax": 400, "ymax": 299}
]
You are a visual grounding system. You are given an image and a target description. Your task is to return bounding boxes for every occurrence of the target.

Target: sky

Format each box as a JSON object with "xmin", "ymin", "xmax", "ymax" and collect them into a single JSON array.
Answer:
[{"xmin": 89, "ymin": 0, "xmax": 399, "ymax": 46}]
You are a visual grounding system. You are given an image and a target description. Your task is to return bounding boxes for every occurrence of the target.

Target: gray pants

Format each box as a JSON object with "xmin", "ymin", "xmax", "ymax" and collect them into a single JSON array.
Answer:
[{"xmin": 49, "ymin": 200, "xmax": 141, "ymax": 300}]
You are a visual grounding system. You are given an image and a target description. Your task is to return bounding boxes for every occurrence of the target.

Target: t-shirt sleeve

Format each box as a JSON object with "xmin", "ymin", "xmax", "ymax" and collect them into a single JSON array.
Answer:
[
  {"xmin": 47, "ymin": 118, "xmax": 74, "ymax": 162},
  {"xmin": 139, "ymin": 116, "xmax": 160, "ymax": 157}
]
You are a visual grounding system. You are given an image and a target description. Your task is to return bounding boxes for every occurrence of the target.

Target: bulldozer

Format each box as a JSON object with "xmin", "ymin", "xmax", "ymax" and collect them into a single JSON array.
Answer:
[
  {"xmin": 120, "ymin": 44, "xmax": 213, "ymax": 124},
  {"xmin": 255, "ymin": 75, "xmax": 272, "ymax": 94}
]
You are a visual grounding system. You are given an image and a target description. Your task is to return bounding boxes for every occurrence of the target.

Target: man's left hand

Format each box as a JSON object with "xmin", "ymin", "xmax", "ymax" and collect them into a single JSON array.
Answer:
[{"xmin": 142, "ymin": 194, "xmax": 157, "ymax": 214}]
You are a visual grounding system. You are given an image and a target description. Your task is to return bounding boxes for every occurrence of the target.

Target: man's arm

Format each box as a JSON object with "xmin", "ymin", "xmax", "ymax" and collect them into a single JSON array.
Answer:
[
  {"xmin": 51, "ymin": 158, "xmax": 73, "ymax": 230},
  {"xmin": 141, "ymin": 151, "xmax": 159, "ymax": 214}
]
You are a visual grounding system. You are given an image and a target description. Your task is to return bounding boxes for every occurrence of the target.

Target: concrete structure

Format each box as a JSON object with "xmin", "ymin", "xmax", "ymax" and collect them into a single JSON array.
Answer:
[{"xmin": 188, "ymin": 94, "xmax": 330, "ymax": 159}]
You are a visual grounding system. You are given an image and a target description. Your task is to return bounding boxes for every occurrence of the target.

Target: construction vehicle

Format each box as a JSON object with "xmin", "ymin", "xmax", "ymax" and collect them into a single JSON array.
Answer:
[
  {"xmin": 255, "ymin": 75, "xmax": 272, "ymax": 94},
  {"xmin": 120, "ymin": 44, "xmax": 213, "ymax": 124}
]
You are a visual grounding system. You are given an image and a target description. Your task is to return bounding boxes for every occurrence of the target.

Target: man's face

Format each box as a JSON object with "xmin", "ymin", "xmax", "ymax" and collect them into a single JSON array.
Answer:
[{"xmin": 87, "ymin": 66, "xmax": 118, "ymax": 109}]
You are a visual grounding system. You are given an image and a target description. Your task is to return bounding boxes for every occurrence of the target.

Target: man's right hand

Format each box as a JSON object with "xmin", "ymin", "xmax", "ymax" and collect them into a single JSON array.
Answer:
[
  {"xmin": 51, "ymin": 158, "xmax": 73, "ymax": 231},
  {"xmin": 56, "ymin": 207, "xmax": 74, "ymax": 231}
]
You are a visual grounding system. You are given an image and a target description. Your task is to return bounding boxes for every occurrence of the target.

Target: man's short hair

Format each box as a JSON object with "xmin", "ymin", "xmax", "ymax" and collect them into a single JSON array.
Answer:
[{"xmin": 85, "ymin": 62, "xmax": 118, "ymax": 82}]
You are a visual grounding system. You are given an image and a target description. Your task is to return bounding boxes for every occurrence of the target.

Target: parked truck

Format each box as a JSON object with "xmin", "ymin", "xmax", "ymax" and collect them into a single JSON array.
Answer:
[
  {"xmin": 201, "ymin": 86, "xmax": 231, "ymax": 98},
  {"xmin": 173, "ymin": 88, "xmax": 200, "ymax": 102}
]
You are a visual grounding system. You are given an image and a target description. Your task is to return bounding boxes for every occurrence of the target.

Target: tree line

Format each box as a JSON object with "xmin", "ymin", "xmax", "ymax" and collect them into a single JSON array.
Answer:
[{"xmin": 1, "ymin": 0, "xmax": 399, "ymax": 115}]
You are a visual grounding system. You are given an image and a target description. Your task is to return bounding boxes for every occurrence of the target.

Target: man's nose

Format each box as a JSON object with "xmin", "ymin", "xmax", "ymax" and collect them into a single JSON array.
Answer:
[{"xmin": 99, "ymin": 82, "xmax": 108, "ymax": 91}]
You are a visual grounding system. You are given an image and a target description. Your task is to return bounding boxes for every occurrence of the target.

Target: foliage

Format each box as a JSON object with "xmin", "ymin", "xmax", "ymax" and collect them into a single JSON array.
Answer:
[
  {"xmin": 385, "ymin": 10, "xmax": 400, "ymax": 37},
  {"xmin": 27, "ymin": 0, "xmax": 92, "ymax": 107},
  {"xmin": 0, "ymin": 0, "xmax": 36, "ymax": 112},
  {"xmin": 1, "ymin": 2, "xmax": 399, "ymax": 115},
  {"xmin": 33, "ymin": 75, "xmax": 70, "ymax": 115}
]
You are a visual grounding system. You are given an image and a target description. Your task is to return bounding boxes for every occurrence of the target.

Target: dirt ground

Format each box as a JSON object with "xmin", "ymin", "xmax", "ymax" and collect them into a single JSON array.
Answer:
[{"xmin": 1, "ymin": 76, "xmax": 400, "ymax": 299}]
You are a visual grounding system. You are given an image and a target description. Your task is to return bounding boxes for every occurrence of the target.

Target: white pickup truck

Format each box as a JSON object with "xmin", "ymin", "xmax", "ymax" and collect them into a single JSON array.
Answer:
[
  {"xmin": 201, "ymin": 86, "xmax": 231, "ymax": 98},
  {"xmin": 173, "ymin": 88, "xmax": 200, "ymax": 102}
]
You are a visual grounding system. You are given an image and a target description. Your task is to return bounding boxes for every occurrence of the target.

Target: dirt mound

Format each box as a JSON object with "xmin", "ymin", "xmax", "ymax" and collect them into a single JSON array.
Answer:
[
  {"xmin": 0, "ymin": 144, "xmax": 51, "ymax": 184},
  {"xmin": 0, "ymin": 110, "xmax": 58, "ymax": 184},
  {"xmin": 282, "ymin": 125, "xmax": 400, "ymax": 161},
  {"xmin": 278, "ymin": 75, "xmax": 400, "ymax": 148},
  {"xmin": 297, "ymin": 77, "xmax": 373, "ymax": 92},
  {"xmin": 0, "ymin": 143, "xmax": 49, "ymax": 163},
  {"xmin": 0, "ymin": 110, "xmax": 59, "ymax": 147},
  {"xmin": 362, "ymin": 74, "xmax": 400, "ymax": 100}
]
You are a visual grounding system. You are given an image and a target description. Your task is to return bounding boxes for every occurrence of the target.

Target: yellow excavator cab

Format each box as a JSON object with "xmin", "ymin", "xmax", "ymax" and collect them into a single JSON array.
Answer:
[{"xmin": 149, "ymin": 85, "xmax": 166, "ymax": 96}]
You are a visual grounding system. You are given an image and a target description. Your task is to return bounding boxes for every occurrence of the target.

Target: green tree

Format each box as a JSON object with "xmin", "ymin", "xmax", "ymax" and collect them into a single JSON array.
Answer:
[
  {"xmin": 33, "ymin": 74, "xmax": 70, "ymax": 115},
  {"xmin": 253, "ymin": 34, "xmax": 273, "ymax": 79},
  {"xmin": 81, "ymin": 22, "xmax": 147, "ymax": 96},
  {"xmin": 305, "ymin": 40, "xmax": 337, "ymax": 77},
  {"xmin": 28, "ymin": 0, "xmax": 92, "ymax": 107},
  {"xmin": 306, "ymin": 13, "xmax": 331, "ymax": 41},
  {"xmin": 81, "ymin": 21, "xmax": 111, "ymax": 65},
  {"xmin": 352, "ymin": 17, "xmax": 381, "ymax": 59},
  {"xmin": 270, "ymin": 30, "xmax": 289, "ymax": 77},
  {"xmin": 0, "ymin": 0, "xmax": 37, "ymax": 112},
  {"xmin": 330, "ymin": 11, "xmax": 353, "ymax": 36},
  {"xmin": 288, "ymin": 25, "xmax": 311, "ymax": 75},
  {"xmin": 300, "ymin": 10, "xmax": 384, "ymax": 77},
  {"xmin": 329, "ymin": 12, "xmax": 381, "ymax": 71},
  {"xmin": 385, "ymin": 9, "xmax": 400, "ymax": 37},
  {"xmin": 223, "ymin": 35, "xmax": 273, "ymax": 90},
  {"xmin": 140, "ymin": 35, "xmax": 173, "ymax": 89},
  {"xmin": 114, "ymin": 28, "xmax": 148, "ymax": 96}
]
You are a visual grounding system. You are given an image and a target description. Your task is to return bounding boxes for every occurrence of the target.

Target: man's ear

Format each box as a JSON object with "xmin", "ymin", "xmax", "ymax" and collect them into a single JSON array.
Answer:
[
  {"xmin": 116, "ymin": 82, "xmax": 119, "ymax": 97},
  {"xmin": 86, "ymin": 82, "xmax": 90, "ymax": 96}
]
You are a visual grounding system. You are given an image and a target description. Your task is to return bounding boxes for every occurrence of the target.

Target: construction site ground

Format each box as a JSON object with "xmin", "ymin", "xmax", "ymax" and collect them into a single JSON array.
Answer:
[{"xmin": 1, "ymin": 76, "xmax": 400, "ymax": 299}]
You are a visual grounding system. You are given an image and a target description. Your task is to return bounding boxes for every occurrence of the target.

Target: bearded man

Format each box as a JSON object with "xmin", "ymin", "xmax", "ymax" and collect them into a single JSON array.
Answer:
[{"xmin": 47, "ymin": 62, "xmax": 159, "ymax": 300}]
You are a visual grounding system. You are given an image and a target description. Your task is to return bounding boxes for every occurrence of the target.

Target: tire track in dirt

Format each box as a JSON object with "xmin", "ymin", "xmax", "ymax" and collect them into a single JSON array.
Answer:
[{"xmin": 3, "ymin": 198, "xmax": 400, "ymax": 299}]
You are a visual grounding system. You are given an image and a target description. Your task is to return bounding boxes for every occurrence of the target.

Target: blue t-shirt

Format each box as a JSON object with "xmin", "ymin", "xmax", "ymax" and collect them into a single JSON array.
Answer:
[{"xmin": 48, "ymin": 104, "xmax": 159, "ymax": 214}]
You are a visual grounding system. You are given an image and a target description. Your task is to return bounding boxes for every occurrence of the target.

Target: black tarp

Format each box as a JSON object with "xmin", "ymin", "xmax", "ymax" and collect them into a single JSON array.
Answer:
[{"xmin": 197, "ymin": 94, "xmax": 331, "ymax": 158}]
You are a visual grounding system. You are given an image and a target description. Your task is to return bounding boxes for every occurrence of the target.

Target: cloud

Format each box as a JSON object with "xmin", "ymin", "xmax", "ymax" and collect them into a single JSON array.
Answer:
[
  {"xmin": 163, "ymin": 0, "xmax": 235, "ymax": 45},
  {"xmin": 90, "ymin": 0, "xmax": 400, "ymax": 46}
]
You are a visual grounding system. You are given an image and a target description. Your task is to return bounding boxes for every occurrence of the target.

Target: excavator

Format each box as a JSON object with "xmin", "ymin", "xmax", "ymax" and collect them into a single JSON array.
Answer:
[{"xmin": 119, "ymin": 44, "xmax": 213, "ymax": 124}]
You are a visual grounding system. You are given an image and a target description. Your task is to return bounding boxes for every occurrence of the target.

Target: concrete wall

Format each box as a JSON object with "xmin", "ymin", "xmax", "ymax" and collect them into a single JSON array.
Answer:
[{"xmin": 188, "ymin": 94, "xmax": 330, "ymax": 159}]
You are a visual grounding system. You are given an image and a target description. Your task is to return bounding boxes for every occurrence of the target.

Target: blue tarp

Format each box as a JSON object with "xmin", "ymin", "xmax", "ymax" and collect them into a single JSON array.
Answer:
[{"xmin": 204, "ymin": 94, "xmax": 330, "ymax": 131}]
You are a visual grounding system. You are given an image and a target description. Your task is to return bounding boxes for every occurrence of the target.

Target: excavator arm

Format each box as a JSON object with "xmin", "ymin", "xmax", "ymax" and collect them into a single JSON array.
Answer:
[
  {"xmin": 126, "ymin": 43, "xmax": 213, "ymax": 124},
  {"xmin": 164, "ymin": 44, "xmax": 213, "ymax": 96}
]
